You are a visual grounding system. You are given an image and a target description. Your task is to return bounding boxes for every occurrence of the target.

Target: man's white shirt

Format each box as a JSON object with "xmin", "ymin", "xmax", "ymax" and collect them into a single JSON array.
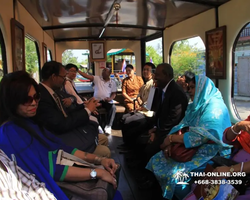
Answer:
[{"xmin": 93, "ymin": 76, "xmax": 117, "ymax": 103}]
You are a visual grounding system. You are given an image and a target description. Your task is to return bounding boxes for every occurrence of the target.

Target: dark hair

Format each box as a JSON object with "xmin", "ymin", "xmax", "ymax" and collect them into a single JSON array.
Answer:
[
  {"xmin": 158, "ymin": 63, "xmax": 174, "ymax": 78},
  {"xmin": 41, "ymin": 61, "xmax": 64, "ymax": 80},
  {"xmin": 125, "ymin": 64, "xmax": 134, "ymax": 70},
  {"xmin": 184, "ymin": 71, "xmax": 195, "ymax": 83},
  {"xmin": 0, "ymin": 71, "xmax": 48, "ymax": 146},
  {"xmin": 65, "ymin": 63, "xmax": 78, "ymax": 71},
  {"xmin": 144, "ymin": 62, "xmax": 156, "ymax": 72}
]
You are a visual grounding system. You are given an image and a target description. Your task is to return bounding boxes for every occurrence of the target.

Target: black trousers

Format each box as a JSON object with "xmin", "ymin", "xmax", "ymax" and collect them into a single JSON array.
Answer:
[
  {"xmin": 99, "ymin": 101, "xmax": 116, "ymax": 127},
  {"xmin": 121, "ymin": 112, "xmax": 154, "ymax": 146}
]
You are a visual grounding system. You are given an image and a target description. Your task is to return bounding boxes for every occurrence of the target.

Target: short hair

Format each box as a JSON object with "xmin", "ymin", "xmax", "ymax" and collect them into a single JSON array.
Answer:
[
  {"xmin": 126, "ymin": 64, "xmax": 134, "ymax": 70},
  {"xmin": 184, "ymin": 71, "xmax": 195, "ymax": 83},
  {"xmin": 144, "ymin": 62, "xmax": 156, "ymax": 72},
  {"xmin": 157, "ymin": 63, "xmax": 174, "ymax": 78},
  {"xmin": 41, "ymin": 61, "xmax": 64, "ymax": 81},
  {"xmin": 65, "ymin": 63, "xmax": 78, "ymax": 71}
]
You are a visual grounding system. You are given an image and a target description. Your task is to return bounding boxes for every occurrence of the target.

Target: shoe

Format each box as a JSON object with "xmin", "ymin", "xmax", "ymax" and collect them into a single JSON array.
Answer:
[
  {"xmin": 98, "ymin": 126, "xmax": 104, "ymax": 134},
  {"xmin": 104, "ymin": 125, "xmax": 112, "ymax": 135}
]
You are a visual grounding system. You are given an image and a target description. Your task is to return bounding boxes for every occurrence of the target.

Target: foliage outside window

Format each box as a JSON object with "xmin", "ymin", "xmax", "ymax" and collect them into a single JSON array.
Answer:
[
  {"xmin": 25, "ymin": 37, "xmax": 39, "ymax": 83},
  {"xmin": 146, "ymin": 38, "xmax": 163, "ymax": 67},
  {"xmin": 171, "ymin": 39, "xmax": 205, "ymax": 80},
  {"xmin": 62, "ymin": 49, "xmax": 92, "ymax": 82}
]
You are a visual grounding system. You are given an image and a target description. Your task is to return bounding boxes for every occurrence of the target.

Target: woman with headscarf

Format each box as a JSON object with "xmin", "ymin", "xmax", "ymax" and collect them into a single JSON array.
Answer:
[
  {"xmin": 146, "ymin": 75, "xmax": 232, "ymax": 200},
  {"xmin": 122, "ymin": 64, "xmax": 144, "ymax": 112}
]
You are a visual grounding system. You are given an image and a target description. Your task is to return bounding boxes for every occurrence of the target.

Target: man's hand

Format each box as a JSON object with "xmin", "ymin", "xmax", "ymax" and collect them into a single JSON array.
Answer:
[
  {"xmin": 104, "ymin": 97, "xmax": 112, "ymax": 102},
  {"xmin": 148, "ymin": 127, "xmax": 157, "ymax": 135},
  {"xmin": 148, "ymin": 133, "xmax": 155, "ymax": 143},
  {"xmin": 85, "ymin": 98, "xmax": 99, "ymax": 112},
  {"xmin": 62, "ymin": 98, "xmax": 72, "ymax": 107}
]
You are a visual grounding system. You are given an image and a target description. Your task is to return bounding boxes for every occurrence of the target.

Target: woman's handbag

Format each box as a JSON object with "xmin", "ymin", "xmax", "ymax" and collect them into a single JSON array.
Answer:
[
  {"xmin": 55, "ymin": 150, "xmax": 120, "ymax": 200},
  {"xmin": 169, "ymin": 127, "xmax": 199, "ymax": 162},
  {"xmin": 170, "ymin": 143, "xmax": 199, "ymax": 162}
]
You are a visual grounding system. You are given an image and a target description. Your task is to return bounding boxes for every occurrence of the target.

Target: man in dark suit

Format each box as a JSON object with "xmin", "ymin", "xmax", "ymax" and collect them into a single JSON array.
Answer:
[
  {"xmin": 37, "ymin": 61, "xmax": 110, "ymax": 157},
  {"xmin": 146, "ymin": 63, "xmax": 188, "ymax": 152},
  {"xmin": 137, "ymin": 63, "xmax": 188, "ymax": 188}
]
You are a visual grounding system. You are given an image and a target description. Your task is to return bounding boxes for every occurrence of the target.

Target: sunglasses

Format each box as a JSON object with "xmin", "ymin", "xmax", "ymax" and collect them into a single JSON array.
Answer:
[{"xmin": 23, "ymin": 93, "xmax": 41, "ymax": 105}]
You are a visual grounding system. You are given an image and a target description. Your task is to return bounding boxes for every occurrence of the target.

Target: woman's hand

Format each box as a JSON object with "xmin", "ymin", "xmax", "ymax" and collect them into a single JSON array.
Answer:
[
  {"xmin": 160, "ymin": 135, "xmax": 171, "ymax": 150},
  {"xmin": 98, "ymin": 169, "xmax": 117, "ymax": 189},
  {"xmin": 101, "ymin": 158, "xmax": 118, "ymax": 176},
  {"xmin": 236, "ymin": 121, "xmax": 250, "ymax": 134},
  {"xmin": 163, "ymin": 145, "xmax": 171, "ymax": 159}
]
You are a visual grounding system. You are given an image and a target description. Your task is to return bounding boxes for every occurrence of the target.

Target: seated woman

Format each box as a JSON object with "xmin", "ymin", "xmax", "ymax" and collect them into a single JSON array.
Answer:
[
  {"xmin": 120, "ymin": 63, "xmax": 155, "ymax": 147},
  {"xmin": 212, "ymin": 117, "xmax": 250, "ymax": 199},
  {"xmin": 176, "ymin": 71, "xmax": 195, "ymax": 100},
  {"xmin": 146, "ymin": 75, "xmax": 232, "ymax": 200},
  {"xmin": 0, "ymin": 71, "xmax": 119, "ymax": 200},
  {"xmin": 122, "ymin": 64, "xmax": 144, "ymax": 112}
]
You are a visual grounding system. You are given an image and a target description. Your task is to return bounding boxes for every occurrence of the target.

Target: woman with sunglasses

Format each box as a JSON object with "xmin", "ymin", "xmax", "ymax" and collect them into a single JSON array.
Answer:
[{"xmin": 0, "ymin": 71, "xmax": 119, "ymax": 200}]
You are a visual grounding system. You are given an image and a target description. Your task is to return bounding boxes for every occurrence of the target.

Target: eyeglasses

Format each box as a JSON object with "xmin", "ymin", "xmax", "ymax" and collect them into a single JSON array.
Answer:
[
  {"xmin": 23, "ymin": 93, "xmax": 40, "ymax": 105},
  {"xmin": 57, "ymin": 75, "xmax": 66, "ymax": 80}
]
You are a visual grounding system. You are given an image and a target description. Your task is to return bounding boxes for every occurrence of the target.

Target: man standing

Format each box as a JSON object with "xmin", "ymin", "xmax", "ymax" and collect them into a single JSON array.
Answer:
[{"xmin": 78, "ymin": 68, "xmax": 117, "ymax": 134}]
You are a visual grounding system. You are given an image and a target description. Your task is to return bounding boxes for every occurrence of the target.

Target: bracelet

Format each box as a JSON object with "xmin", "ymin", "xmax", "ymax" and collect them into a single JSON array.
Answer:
[
  {"xmin": 240, "ymin": 162, "xmax": 244, "ymax": 173},
  {"xmin": 231, "ymin": 123, "xmax": 241, "ymax": 135},
  {"xmin": 94, "ymin": 156, "xmax": 106, "ymax": 165}
]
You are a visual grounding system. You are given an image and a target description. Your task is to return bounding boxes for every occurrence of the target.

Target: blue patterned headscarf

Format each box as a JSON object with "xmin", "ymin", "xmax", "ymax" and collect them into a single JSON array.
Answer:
[{"xmin": 169, "ymin": 75, "xmax": 231, "ymax": 146}]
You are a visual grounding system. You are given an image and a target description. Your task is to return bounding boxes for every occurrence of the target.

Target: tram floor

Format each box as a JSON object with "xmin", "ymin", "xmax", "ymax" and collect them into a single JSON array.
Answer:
[{"xmin": 108, "ymin": 130, "xmax": 164, "ymax": 200}]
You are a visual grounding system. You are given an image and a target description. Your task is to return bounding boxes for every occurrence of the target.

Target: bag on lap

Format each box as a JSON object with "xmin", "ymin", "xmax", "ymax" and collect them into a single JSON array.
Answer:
[
  {"xmin": 57, "ymin": 121, "xmax": 98, "ymax": 153},
  {"xmin": 56, "ymin": 150, "xmax": 121, "ymax": 200}
]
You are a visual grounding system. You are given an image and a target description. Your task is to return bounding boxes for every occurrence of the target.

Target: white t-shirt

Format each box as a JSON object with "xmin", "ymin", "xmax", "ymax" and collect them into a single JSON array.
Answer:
[{"xmin": 93, "ymin": 76, "xmax": 117, "ymax": 103}]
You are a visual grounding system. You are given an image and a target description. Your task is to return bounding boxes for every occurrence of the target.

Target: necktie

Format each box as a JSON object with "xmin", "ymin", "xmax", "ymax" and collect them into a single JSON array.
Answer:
[
  {"xmin": 53, "ymin": 93, "xmax": 68, "ymax": 117},
  {"xmin": 162, "ymin": 90, "xmax": 165, "ymax": 102}
]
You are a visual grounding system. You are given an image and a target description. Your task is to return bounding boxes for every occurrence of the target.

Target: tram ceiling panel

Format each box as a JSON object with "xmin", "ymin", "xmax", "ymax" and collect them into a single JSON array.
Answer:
[{"xmin": 18, "ymin": 0, "xmax": 230, "ymax": 41}]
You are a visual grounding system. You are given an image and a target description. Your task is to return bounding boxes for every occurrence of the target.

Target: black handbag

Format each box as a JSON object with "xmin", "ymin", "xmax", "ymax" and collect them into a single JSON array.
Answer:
[{"xmin": 57, "ymin": 120, "xmax": 98, "ymax": 153}]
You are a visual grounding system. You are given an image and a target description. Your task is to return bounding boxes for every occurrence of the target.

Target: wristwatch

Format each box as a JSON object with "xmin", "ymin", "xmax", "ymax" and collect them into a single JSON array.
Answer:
[{"xmin": 90, "ymin": 169, "xmax": 97, "ymax": 179}]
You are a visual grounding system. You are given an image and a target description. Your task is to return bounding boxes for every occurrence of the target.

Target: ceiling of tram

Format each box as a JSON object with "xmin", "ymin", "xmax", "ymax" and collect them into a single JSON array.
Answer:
[{"xmin": 18, "ymin": 0, "xmax": 230, "ymax": 41}]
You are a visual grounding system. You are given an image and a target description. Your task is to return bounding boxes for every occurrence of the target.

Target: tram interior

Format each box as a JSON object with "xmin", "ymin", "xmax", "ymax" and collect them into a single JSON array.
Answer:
[{"xmin": 1, "ymin": 0, "xmax": 250, "ymax": 199}]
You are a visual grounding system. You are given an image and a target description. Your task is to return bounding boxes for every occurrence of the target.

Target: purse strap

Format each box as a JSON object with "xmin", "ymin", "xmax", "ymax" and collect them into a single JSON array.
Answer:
[{"xmin": 56, "ymin": 149, "xmax": 99, "ymax": 168}]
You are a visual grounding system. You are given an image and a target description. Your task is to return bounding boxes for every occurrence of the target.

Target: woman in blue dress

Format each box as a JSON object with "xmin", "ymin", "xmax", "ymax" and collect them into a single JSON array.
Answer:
[
  {"xmin": 146, "ymin": 75, "xmax": 232, "ymax": 199},
  {"xmin": 0, "ymin": 71, "xmax": 120, "ymax": 200}
]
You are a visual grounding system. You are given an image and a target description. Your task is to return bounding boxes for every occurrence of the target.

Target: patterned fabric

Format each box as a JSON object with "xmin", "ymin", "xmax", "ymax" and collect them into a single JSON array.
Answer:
[
  {"xmin": 146, "ymin": 75, "xmax": 232, "ymax": 199},
  {"xmin": 0, "ymin": 119, "xmax": 76, "ymax": 200},
  {"xmin": 0, "ymin": 149, "xmax": 56, "ymax": 200},
  {"xmin": 122, "ymin": 76, "xmax": 144, "ymax": 111}
]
